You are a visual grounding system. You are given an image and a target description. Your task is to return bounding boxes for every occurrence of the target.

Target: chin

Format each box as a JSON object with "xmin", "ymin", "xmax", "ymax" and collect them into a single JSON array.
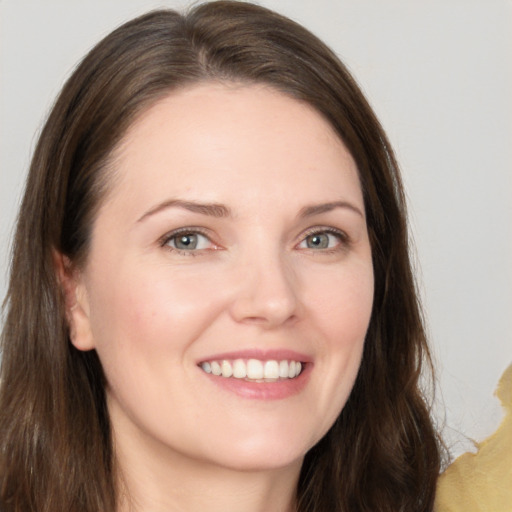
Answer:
[
  {"xmin": 211, "ymin": 448, "xmax": 305, "ymax": 473},
  {"xmin": 197, "ymin": 427, "xmax": 320, "ymax": 473}
]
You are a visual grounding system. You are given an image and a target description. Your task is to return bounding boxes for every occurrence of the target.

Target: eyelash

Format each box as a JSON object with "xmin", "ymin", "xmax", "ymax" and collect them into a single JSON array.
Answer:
[
  {"xmin": 298, "ymin": 226, "xmax": 350, "ymax": 253},
  {"xmin": 159, "ymin": 227, "xmax": 216, "ymax": 257},
  {"xmin": 159, "ymin": 226, "xmax": 350, "ymax": 257}
]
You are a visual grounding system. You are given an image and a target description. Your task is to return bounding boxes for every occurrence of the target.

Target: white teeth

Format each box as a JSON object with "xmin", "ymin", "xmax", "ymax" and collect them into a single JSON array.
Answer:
[
  {"xmin": 200, "ymin": 358, "xmax": 304, "ymax": 380},
  {"xmin": 221, "ymin": 360, "xmax": 233, "ymax": 378},
  {"xmin": 279, "ymin": 360, "xmax": 289, "ymax": 378},
  {"xmin": 211, "ymin": 361, "xmax": 222, "ymax": 376},
  {"xmin": 247, "ymin": 359, "xmax": 264, "ymax": 379},
  {"xmin": 264, "ymin": 360, "xmax": 279, "ymax": 379},
  {"xmin": 233, "ymin": 359, "xmax": 247, "ymax": 378}
]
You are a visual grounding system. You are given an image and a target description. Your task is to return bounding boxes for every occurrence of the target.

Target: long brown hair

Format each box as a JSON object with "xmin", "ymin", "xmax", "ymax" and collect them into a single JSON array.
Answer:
[{"xmin": 0, "ymin": 2, "xmax": 441, "ymax": 510}]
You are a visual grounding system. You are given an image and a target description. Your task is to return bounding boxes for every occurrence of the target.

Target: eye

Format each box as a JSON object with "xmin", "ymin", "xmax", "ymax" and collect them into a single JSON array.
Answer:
[
  {"xmin": 298, "ymin": 229, "xmax": 346, "ymax": 250},
  {"xmin": 161, "ymin": 229, "xmax": 215, "ymax": 253}
]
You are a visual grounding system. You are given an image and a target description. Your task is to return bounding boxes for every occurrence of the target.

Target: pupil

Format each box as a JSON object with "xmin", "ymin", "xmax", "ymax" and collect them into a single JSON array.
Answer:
[
  {"xmin": 308, "ymin": 233, "xmax": 328, "ymax": 249},
  {"xmin": 176, "ymin": 234, "xmax": 197, "ymax": 249}
]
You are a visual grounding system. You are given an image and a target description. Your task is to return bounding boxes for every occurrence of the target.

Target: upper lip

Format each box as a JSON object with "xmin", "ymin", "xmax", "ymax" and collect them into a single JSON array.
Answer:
[{"xmin": 197, "ymin": 348, "xmax": 313, "ymax": 364}]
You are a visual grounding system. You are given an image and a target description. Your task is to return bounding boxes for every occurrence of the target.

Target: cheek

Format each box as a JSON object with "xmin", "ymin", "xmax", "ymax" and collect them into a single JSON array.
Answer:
[
  {"xmin": 303, "ymin": 261, "xmax": 373, "ymax": 431},
  {"xmin": 308, "ymin": 261, "xmax": 374, "ymax": 344},
  {"xmin": 83, "ymin": 263, "xmax": 222, "ymax": 421},
  {"xmin": 86, "ymin": 261, "xmax": 228, "ymax": 358}
]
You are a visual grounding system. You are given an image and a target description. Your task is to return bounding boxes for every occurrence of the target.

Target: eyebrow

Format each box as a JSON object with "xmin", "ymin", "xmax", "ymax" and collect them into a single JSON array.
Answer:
[
  {"xmin": 298, "ymin": 201, "xmax": 364, "ymax": 219},
  {"xmin": 137, "ymin": 199, "xmax": 232, "ymax": 222},
  {"xmin": 137, "ymin": 198, "xmax": 363, "ymax": 223}
]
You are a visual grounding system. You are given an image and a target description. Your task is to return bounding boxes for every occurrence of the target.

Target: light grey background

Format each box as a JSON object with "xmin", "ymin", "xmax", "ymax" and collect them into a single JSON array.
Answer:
[{"xmin": 1, "ymin": 0, "xmax": 511, "ymax": 458}]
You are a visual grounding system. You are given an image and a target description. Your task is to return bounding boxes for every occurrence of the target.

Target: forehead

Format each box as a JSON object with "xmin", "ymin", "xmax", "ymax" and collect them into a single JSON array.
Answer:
[{"xmin": 106, "ymin": 82, "xmax": 363, "ymax": 215}]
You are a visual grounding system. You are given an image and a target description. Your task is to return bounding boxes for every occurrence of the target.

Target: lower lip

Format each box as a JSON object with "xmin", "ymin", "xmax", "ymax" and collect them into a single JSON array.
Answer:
[{"xmin": 200, "ymin": 363, "xmax": 312, "ymax": 400}]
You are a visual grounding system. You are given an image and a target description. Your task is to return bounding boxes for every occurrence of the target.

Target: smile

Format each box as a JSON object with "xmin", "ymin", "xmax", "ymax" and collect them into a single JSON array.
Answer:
[{"xmin": 200, "ymin": 359, "xmax": 303, "ymax": 381}]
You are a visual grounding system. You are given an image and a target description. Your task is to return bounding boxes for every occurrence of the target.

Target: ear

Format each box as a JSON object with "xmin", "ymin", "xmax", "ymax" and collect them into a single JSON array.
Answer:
[{"xmin": 52, "ymin": 250, "xmax": 96, "ymax": 351}]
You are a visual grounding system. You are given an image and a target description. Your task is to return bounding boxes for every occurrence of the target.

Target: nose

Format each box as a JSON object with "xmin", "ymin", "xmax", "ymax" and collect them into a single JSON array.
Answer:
[{"xmin": 229, "ymin": 250, "xmax": 300, "ymax": 328}]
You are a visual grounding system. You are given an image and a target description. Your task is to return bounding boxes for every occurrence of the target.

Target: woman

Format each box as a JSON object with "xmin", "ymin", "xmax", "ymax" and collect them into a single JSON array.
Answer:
[{"xmin": 0, "ymin": 2, "xmax": 442, "ymax": 511}]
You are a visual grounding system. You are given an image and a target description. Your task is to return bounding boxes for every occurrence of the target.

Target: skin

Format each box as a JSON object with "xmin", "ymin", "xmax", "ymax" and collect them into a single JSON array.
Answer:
[{"xmin": 64, "ymin": 83, "xmax": 374, "ymax": 512}]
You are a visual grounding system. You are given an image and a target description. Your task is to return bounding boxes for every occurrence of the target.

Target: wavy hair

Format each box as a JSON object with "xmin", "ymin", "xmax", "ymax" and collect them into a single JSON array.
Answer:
[{"xmin": 0, "ymin": 2, "xmax": 441, "ymax": 510}]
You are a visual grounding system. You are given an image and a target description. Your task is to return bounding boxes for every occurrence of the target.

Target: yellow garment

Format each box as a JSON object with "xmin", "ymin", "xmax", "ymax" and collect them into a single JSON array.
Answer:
[{"xmin": 435, "ymin": 364, "xmax": 512, "ymax": 512}]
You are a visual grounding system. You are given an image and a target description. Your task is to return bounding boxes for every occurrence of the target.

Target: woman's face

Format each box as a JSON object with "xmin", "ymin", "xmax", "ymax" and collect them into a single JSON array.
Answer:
[{"xmin": 69, "ymin": 83, "xmax": 374, "ymax": 472}]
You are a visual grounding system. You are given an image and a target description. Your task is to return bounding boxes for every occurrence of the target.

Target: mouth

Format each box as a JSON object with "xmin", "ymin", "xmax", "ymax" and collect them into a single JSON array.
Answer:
[{"xmin": 199, "ymin": 358, "xmax": 304, "ymax": 382}]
